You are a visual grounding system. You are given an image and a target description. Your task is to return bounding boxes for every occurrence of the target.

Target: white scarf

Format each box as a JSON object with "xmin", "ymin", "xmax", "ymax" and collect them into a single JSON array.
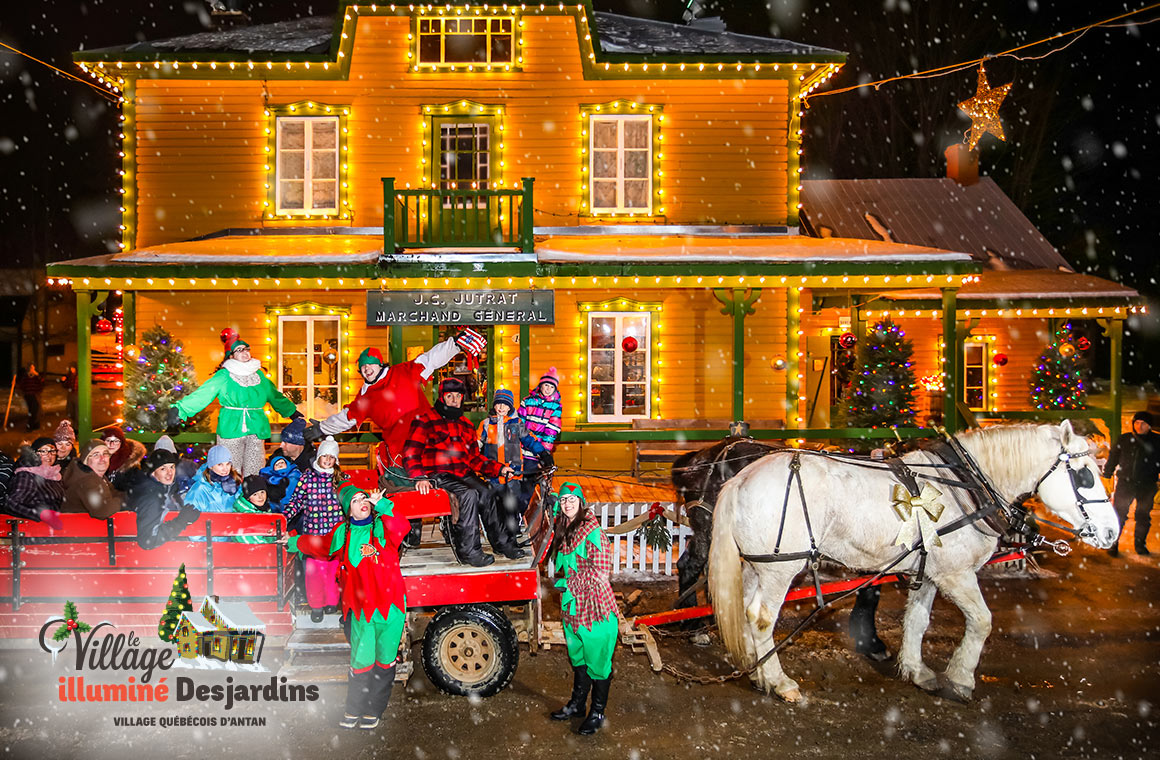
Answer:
[
  {"xmin": 312, "ymin": 460, "xmax": 335, "ymax": 475},
  {"xmin": 223, "ymin": 358, "xmax": 262, "ymax": 387}
]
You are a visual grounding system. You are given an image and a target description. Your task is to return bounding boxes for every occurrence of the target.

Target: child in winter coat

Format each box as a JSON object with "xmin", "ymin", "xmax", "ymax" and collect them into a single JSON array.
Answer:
[
  {"xmin": 547, "ymin": 482, "xmax": 617, "ymax": 736},
  {"xmin": 283, "ymin": 483, "xmax": 410, "ymax": 730},
  {"xmin": 184, "ymin": 444, "xmax": 242, "ymax": 512},
  {"xmin": 518, "ymin": 368, "xmax": 563, "ymax": 472},
  {"xmin": 233, "ymin": 475, "xmax": 274, "ymax": 544},
  {"xmin": 260, "ymin": 455, "xmax": 302, "ymax": 512},
  {"xmin": 478, "ymin": 388, "xmax": 551, "ymax": 534},
  {"xmin": 281, "ymin": 436, "xmax": 349, "ymax": 622}
]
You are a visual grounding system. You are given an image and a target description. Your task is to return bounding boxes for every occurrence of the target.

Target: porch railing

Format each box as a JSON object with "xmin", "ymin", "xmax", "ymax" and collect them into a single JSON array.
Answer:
[{"xmin": 382, "ymin": 177, "xmax": 535, "ymax": 254}]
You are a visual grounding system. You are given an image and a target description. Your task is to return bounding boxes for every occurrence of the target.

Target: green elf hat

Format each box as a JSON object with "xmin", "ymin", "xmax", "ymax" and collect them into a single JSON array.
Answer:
[
  {"xmin": 226, "ymin": 338, "xmax": 251, "ymax": 356},
  {"xmin": 337, "ymin": 482, "xmax": 365, "ymax": 514},
  {"xmin": 358, "ymin": 347, "xmax": 386, "ymax": 368},
  {"xmin": 557, "ymin": 482, "xmax": 586, "ymax": 508}
]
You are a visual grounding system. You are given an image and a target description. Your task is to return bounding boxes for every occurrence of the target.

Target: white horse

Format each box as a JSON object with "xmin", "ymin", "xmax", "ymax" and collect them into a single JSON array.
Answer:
[{"xmin": 708, "ymin": 421, "xmax": 1119, "ymax": 702}]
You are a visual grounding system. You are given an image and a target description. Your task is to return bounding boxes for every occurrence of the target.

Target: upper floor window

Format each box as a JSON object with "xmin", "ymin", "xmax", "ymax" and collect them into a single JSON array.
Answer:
[
  {"xmin": 418, "ymin": 16, "xmax": 515, "ymax": 68},
  {"xmin": 581, "ymin": 103, "xmax": 664, "ymax": 217},
  {"xmin": 439, "ymin": 122, "xmax": 491, "ymax": 192},
  {"xmin": 265, "ymin": 102, "xmax": 350, "ymax": 220}
]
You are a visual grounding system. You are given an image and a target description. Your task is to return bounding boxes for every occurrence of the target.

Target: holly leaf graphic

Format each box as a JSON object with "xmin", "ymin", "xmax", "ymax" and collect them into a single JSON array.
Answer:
[
  {"xmin": 52, "ymin": 625, "xmax": 71, "ymax": 642},
  {"xmin": 75, "ymin": 622, "xmax": 91, "ymax": 633}
]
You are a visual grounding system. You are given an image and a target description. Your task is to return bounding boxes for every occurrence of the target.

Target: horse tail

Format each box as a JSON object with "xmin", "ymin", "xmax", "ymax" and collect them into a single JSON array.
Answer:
[{"xmin": 709, "ymin": 478, "xmax": 750, "ymax": 669}]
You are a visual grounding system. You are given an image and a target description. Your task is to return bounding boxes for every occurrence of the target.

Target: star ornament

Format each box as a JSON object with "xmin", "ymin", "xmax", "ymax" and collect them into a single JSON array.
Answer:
[{"xmin": 958, "ymin": 63, "xmax": 1012, "ymax": 150}]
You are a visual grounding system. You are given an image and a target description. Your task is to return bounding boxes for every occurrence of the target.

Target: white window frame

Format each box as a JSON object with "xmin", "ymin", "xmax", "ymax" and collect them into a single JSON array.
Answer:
[
  {"xmin": 589, "ymin": 114, "xmax": 653, "ymax": 215},
  {"xmin": 276, "ymin": 315, "xmax": 343, "ymax": 419},
  {"xmin": 275, "ymin": 116, "xmax": 340, "ymax": 215},
  {"xmin": 962, "ymin": 337, "xmax": 992, "ymax": 412},
  {"xmin": 587, "ymin": 310, "xmax": 652, "ymax": 423}
]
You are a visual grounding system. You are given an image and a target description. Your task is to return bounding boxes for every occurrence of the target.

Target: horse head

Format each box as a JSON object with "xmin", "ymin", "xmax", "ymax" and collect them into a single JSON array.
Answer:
[{"xmin": 1032, "ymin": 420, "xmax": 1119, "ymax": 550}]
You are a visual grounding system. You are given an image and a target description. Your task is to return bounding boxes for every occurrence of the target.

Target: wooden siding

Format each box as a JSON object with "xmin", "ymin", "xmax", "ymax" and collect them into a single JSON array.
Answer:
[{"xmin": 132, "ymin": 14, "xmax": 792, "ymax": 247}]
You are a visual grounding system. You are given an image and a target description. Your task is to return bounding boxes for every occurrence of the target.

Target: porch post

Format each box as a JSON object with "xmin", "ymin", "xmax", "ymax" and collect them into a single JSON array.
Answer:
[
  {"xmin": 121, "ymin": 291, "xmax": 136, "ymax": 345},
  {"xmin": 520, "ymin": 177, "xmax": 535, "ymax": 253},
  {"xmin": 76, "ymin": 291, "xmax": 93, "ymax": 442},
  {"xmin": 519, "ymin": 323, "xmax": 530, "ymax": 401},
  {"xmin": 388, "ymin": 325, "xmax": 403, "ymax": 366},
  {"xmin": 786, "ymin": 287, "xmax": 801, "ymax": 428},
  {"xmin": 1104, "ymin": 318, "xmax": 1124, "ymax": 443},
  {"xmin": 713, "ymin": 288, "xmax": 761, "ymax": 422},
  {"xmin": 941, "ymin": 288, "xmax": 958, "ymax": 433},
  {"xmin": 382, "ymin": 177, "xmax": 396, "ymax": 254}
]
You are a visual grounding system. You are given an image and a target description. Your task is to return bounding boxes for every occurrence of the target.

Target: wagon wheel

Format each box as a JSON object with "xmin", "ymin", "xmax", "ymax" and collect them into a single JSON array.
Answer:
[{"xmin": 421, "ymin": 605, "xmax": 519, "ymax": 697}]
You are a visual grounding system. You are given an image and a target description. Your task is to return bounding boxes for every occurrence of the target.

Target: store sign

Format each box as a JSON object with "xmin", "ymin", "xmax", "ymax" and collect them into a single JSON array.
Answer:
[{"xmin": 367, "ymin": 290, "xmax": 555, "ymax": 326}]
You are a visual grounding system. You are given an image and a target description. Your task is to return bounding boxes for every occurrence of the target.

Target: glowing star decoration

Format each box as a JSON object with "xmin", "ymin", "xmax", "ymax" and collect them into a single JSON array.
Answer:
[{"xmin": 957, "ymin": 63, "xmax": 1012, "ymax": 151}]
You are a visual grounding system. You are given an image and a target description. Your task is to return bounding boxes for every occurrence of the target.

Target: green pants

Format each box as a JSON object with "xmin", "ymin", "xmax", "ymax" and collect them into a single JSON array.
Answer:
[
  {"xmin": 346, "ymin": 607, "xmax": 406, "ymax": 673},
  {"xmin": 563, "ymin": 613, "xmax": 618, "ymax": 680}
]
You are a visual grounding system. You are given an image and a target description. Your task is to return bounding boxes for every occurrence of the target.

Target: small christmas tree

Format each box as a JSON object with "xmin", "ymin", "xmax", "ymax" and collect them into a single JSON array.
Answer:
[
  {"xmin": 1029, "ymin": 321, "xmax": 1088, "ymax": 410},
  {"xmin": 158, "ymin": 563, "xmax": 193, "ymax": 642},
  {"xmin": 844, "ymin": 320, "xmax": 917, "ymax": 428},
  {"xmin": 123, "ymin": 325, "xmax": 209, "ymax": 433}
]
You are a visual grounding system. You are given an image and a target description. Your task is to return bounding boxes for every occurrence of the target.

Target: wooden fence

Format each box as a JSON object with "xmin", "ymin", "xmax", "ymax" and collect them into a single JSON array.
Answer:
[{"xmin": 591, "ymin": 502, "xmax": 690, "ymax": 577}]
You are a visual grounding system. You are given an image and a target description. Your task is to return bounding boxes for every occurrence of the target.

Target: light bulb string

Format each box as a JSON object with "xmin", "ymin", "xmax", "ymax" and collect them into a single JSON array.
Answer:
[
  {"xmin": 0, "ymin": 41, "xmax": 121, "ymax": 104},
  {"xmin": 804, "ymin": 2, "xmax": 1160, "ymax": 105}
]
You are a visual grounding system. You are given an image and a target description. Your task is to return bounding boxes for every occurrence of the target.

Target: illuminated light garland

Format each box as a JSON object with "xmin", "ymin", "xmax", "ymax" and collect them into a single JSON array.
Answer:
[
  {"xmin": 419, "ymin": 100, "xmax": 507, "ymax": 191},
  {"xmin": 576, "ymin": 297, "xmax": 662, "ymax": 423},
  {"xmin": 263, "ymin": 100, "xmax": 352, "ymax": 221},
  {"xmin": 578, "ymin": 100, "xmax": 665, "ymax": 218}
]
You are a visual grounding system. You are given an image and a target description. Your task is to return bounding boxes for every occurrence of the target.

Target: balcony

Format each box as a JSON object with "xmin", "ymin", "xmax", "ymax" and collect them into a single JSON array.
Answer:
[{"xmin": 382, "ymin": 177, "xmax": 534, "ymax": 254}]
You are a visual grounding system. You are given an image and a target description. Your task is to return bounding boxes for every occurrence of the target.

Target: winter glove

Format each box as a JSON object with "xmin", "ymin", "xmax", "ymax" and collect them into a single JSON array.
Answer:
[
  {"xmin": 536, "ymin": 450, "xmax": 555, "ymax": 471},
  {"xmin": 165, "ymin": 406, "xmax": 182, "ymax": 430},
  {"xmin": 453, "ymin": 327, "xmax": 487, "ymax": 372},
  {"xmin": 303, "ymin": 419, "xmax": 324, "ymax": 443},
  {"xmin": 289, "ymin": 410, "xmax": 305, "ymax": 422},
  {"xmin": 38, "ymin": 509, "xmax": 64, "ymax": 531},
  {"xmin": 176, "ymin": 503, "xmax": 201, "ymax": 529}
]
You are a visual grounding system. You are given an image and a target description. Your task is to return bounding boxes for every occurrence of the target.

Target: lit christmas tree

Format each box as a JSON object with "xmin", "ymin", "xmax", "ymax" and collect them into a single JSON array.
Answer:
[
  {"xmin": 1029, "ymin": 321, "xmax": 1088, "ymax": 409},
  {"xmin": 122, "ymin": 325, "xmax": 209, "ymax": 433},
  {"xmin": 844, "ymin": 320, "xmax": 917, "ymax": 428},
  {"xmin": 158, "ymin": 563, "xmax": 193, "ymax": 642}
]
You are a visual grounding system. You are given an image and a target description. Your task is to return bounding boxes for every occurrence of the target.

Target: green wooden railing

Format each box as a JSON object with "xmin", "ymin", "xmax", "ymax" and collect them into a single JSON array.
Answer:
[{"xmin": 383, "ymin": 177, "xmax": 534, "ymax": 253}]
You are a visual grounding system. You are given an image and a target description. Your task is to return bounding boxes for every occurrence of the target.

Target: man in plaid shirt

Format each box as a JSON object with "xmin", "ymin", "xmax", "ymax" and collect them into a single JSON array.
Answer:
[{"xmin": 403, "ymin": 377, "xmax": 524, "ymax": 566}]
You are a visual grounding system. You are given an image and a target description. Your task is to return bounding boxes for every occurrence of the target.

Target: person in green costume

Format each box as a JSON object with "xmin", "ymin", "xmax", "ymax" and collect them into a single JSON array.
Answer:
[
  {"xmin": 168, "ymin": 338, "xmax": 302, "ymax": 477},
  {"xmin": 547, "ymin": 482, "xmax": 617, "ymax": 735},
  {"xmin": 281, "ymin": 483, "xmax": 410, "ymax": 730}
]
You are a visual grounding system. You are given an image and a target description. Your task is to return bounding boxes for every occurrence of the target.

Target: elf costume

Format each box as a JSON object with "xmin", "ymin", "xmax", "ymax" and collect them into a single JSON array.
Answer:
[
  {"xmin": 172, "ymin": 338, "xmax": 300, "ymax": 477},
  {"xmin": 550, "ymin": 482, "xmax": 617, "ymax": 735},
  {"xmin": 288, "ymin": 484, "xmax": 410, "ymax": 729}
]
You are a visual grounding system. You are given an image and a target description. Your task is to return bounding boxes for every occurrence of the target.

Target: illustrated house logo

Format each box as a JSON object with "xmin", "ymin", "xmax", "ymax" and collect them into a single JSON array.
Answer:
[{"xmin": 175, "ymin": 596, "xmax": 267, "ymax": 664}]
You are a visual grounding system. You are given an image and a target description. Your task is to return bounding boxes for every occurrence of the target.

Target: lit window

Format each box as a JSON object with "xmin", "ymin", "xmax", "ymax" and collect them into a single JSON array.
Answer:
[
  {"xmin": 589, "ymin": 115, "xmax": 652, "ymax": 214},
  {"xmin": 963, "ymin": 339, "xmax": 992, "ymax": 411},
  {"xmin": 587, "ymin": 311, "xmax": 652, "ymax": 422},
  {"xmin": 439, "ymin": 122, "xmax": 490, "ymax": 203},
  {"xmin": 275, "ymin": 116, "xmax": 339, "ymax": 214},
  {"xmin": 277, "ymin": 314, "xmax": 343, "ymax": 419},
  {"xmin": 418, "ymin": 16, "xmax": 514, "ymax": 67}
]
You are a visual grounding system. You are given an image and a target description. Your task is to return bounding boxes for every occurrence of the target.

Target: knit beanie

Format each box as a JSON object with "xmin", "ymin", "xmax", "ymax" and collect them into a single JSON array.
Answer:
[
  {"xmin": 153, "ymin": 435, "xmax": 177, "ymax": 454},
  {"xmin": 143, "ymin": 448, "xmax": 178, "ymax": 474},
  {"xmin": 206, "ymin": 444, "xmax": 232, "ymax": 469},
  {"xmin": 54, "ymin": 420, "xmax": 77, "ymax": 444},
  {"xmin": 316, "ymin": 436, "xmax": 340, "ymax": 461},
  {"xmin": 358, "ymin": 347, "xmax": 386, "ymax": 368},
  {"xmin": 226, "ymin": 338, "xmax": 251, "ymax": 356},
  {"xmin": 79, "ymin": 439, "xmax": 108, "ymax": 466},
  {"xmin": 337, "ymin": 482, "xmax": 363, "ymax": 514},
  {"xmin": 242, "ymin": 475, "xmax": 267, "ymax": 500},
  {"xmin": 1132, "ymin": 410, "xmax": 1154, "ymax": 427},
  {"xmin": 537, "ymin": 366, "xmax": 560, "ymax": 389},
  {"xmin": 492, "ymin": 388, "xmax": 515, "ymax": 413},
  {"xmin": 281, "ymin": 417, "xmax": 307, "ymax": 446},
  {"xmin": 32, "ymin": 437, "xmax": 56, "ymax": 453}
]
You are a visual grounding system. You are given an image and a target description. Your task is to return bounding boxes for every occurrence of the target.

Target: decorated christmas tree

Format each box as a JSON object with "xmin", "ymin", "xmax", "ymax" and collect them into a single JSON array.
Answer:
[
  {"xmin": 123, "ymin": 325, "xmax": 209, "ymax": 433},
  {"xmin": 844, "ymin": 320, "xmax": 917, "ymax": 428},
  {"xmin": 158, "ymin": 563, "xmax": 194, "ymax": 642},
  {"xmin": 1029, "ymin": 321, "xmax": 1088, "ymax": 409}
]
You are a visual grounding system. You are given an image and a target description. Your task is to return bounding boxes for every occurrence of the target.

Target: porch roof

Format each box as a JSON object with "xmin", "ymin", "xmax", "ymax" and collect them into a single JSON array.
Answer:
[{"xmin": 878, "ymin": 270, "xmax": 1141, "ymax": 307}]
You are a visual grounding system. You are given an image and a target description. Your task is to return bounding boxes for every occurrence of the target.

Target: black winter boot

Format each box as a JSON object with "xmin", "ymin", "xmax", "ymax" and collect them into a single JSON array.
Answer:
[
  {"xmin": 550, "ymin": 665, "xmax": 591, "ymax": 720},
  {"xmin": 577, "ymin": 676, "xmax": 610, "ymax": 735}
]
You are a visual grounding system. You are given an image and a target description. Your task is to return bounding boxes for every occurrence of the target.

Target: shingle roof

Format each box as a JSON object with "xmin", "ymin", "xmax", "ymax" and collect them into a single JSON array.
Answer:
[
  {"xmin": 81, "ymin": 16, "xmax": 334, "ymax": 57},
  {"xmin": 801, "ymin": 178, "xmax": 1072, "ymax": 272}
]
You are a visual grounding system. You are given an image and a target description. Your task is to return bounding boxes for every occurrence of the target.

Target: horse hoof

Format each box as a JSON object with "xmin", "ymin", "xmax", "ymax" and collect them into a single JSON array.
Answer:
[
  {"xmin": 775, "ymin": 682, "xmax": 802, "ymax": 703},
  {"xmin": 914, "ymin": 678, "xmax": 939, "ymax": 694},
  {"xmin": 862, "ymin": 647, "xmax": 891, "ymax": 663},
  {"xmin": 944, "ymin": 682, "xmax": 973, "ymax": 703}
]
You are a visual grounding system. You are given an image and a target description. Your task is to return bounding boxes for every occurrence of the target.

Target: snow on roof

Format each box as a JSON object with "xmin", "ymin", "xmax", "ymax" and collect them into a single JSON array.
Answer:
[
  {"xmin": 179, "ymin": 611, "xmax": 217, "ymax": 633},
  {"xmin": 536, "ymin": 234, "xmax": 972, "ymax": 264},
  {"xmin": 202, "ymin": 597, "xmax": 266, "ymax": 631},
  {"xmin": 80, "ymin": 16, "xmax": 334, "ymax": 57},
  {"xmin": 801, "ymin": 178, "xmax": 1072, "ymax": 272},
  {"xmin": 879, "ymin": 270, "xmax": 1140, "ymax": 302},
  {"xmin": 111, "ymin": 234, "xmax": 382, "ymax": 266}
]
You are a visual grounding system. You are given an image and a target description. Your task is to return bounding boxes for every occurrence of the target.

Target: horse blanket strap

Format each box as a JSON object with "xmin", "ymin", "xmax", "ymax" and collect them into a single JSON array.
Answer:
[{"xmin": 886, "ymin": 457, "xmax": 920, "ymax": 498}]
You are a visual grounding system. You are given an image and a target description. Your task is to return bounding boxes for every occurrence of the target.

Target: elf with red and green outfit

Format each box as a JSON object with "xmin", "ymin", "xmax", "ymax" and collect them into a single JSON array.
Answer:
[
  {"xmin": 284, "ymin": 483, "xmax": 410, "ymax": 730},
  {"xmin": 548, "ymin": 482, "xmax": 617, "ymax": 735}
]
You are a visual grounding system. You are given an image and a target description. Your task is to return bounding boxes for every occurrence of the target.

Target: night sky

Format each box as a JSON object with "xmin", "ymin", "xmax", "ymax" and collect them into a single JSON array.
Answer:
[{"xmin": 1, "ymin": 0, "xmax": 1157, "ymax": 380}]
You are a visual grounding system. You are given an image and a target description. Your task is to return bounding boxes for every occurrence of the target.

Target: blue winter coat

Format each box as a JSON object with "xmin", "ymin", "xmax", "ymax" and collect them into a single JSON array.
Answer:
[
  {"xmin": 183, "ymin": 463, "xmax": 239, "ymax": 513},
  {"xmin": 260, "ymin": 456, "xmax": 302, "ymax": 510}
]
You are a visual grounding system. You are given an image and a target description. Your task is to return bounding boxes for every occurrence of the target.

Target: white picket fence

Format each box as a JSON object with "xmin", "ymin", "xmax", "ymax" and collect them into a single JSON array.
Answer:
[{"xmin": 591, "ymin": 502, "xmax": 691, "ymax": 577}]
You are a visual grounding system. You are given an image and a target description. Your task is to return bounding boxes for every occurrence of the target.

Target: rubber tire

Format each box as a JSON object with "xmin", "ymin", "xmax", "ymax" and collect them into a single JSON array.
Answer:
[{"xmin": 421, "ymin": 604, "xmax": 519, "ymax": 697}]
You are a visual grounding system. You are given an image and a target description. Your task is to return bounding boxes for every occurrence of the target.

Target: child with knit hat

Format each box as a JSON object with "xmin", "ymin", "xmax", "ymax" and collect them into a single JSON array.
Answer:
[
  {"xmin": 478, "ymin": 388, "xmax": 552, "ymax": 534},
  {"xmin": 53, "ymin": 420, "xmax": 78, "ymax": 470},
  {"xmin": 518, "ymin": 368, "xmax": 563, "ymax": 501},
  {"xmin": 282, "ymin": 436, "xmax": 349, "ymax": 621},
  {"xmin": 183, "ymin": 444, "xmax": 242, "ymax": 513},
  {"xmin": 281, "ymin": 483, "xmax": 410, "ymax": 730},
  {"xmin": 232, "ymin": 475, "xmax": 273, "ymax": 544}
]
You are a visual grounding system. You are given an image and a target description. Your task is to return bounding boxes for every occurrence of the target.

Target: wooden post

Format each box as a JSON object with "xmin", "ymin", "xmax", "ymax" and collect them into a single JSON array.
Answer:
[
  {"xmin": 76, "ymin": 291, "xmax": 94, "ymax": 442},
  {"xmin": 941, "ymin": 288, "xmax": 958, "ymax": 433},
  {"xmin": 786, "ymin": 287, "xmax": 801, "ymax": 428},
  {"xmin": 382, "ymin": 177, "xmax": 396, "ymax": 254},
  {"xmin": 520, "ymin": 177, "xmax": 535, "ymax": 253},
  {"xmin": 121, "ymin": 290, "xmax": 136, "ymax": 345},
  {"xmin": 1100, "ymin": 318, "xmax": 1124, "ymax": 443},
  {"xmin": 388, "ymin": 324, "xmax": 403, "ymax": 366},
  {"xmin": 713, "ymin": 288, "xmax": 760, "ymax": 423},
  {"xmin": 519, "ymin": 323, "xmax": 530, "ymax": 401}
]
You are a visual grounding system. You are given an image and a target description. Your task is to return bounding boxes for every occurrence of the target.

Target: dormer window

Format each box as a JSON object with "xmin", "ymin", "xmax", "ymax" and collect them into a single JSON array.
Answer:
[{"xmin": 418, "ymin": 16, "xmax": 515, "ymax": 68}]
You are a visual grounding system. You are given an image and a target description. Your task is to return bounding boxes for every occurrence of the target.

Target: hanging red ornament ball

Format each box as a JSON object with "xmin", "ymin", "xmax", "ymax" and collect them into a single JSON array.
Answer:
[
  {"xmin": 621, "ymin": 336, "xmax": 638, "ymax": 353},
  {"xmin": 95, "ymin": 318, "xmax": 113, "ymax": 334},
  {"xmin": 838, "ymin": 332, "xmax": 857, "ymax": 349},
  {"xmin": 1077, "ymin": 336, "xmax": 1091, "ymax": 351},
  {"xmin": 1059, "ymin": 342, "xmax": 1077, "ymax": 358},
  {"xmin": 220, "ymin": 327, "xmax": 239, "ymax": 346},
  {"xmin": 992, "ymin": 353, "xmax": 1008, "ymax": 367}
]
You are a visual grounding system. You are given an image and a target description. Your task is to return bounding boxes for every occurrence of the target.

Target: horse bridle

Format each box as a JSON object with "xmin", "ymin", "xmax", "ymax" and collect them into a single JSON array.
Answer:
[{"xmin": 1019, "ymin": 446, "xmax": 1109, "ymax": 543}]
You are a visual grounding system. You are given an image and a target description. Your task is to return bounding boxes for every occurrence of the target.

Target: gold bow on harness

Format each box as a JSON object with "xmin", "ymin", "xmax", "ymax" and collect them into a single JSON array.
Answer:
[{"xmin": 892, "ymin": 483, "xmax": 946, "ymax": 549}]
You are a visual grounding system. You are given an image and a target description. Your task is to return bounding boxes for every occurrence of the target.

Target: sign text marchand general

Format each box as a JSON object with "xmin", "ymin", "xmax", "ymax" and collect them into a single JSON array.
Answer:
[{"xmin": 367, "ymin": 290, "xmax": 554, "ymax": 326}]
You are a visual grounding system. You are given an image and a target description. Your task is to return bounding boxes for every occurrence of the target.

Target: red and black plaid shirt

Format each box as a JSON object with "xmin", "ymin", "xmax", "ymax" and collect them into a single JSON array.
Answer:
[{"xmin": 402, "ymin": 408, "xmax": 504, "ymax": 481}]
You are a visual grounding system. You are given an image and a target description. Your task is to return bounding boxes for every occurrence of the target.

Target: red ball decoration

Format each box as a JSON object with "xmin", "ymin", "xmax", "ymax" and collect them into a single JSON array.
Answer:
[
  {"xmin": 992, "ymin": 353, "xmax": 1008, "ymax": 367},
  {"xmin": 220, "ymin": 327, "xmax": 239, "ymax": 346},
  {"xmin": 621, "ymin": 336, "xmax": 639, "ymax": 353},
  {"xmin": 1077, "ymin": 336, "xmax": 1091, "ymax": 351},
  {"xmin": 95, "ymin": 318, "xmax": 113, "ymax": 334},
  {"xmin": 838, "ymin": 332, "xmax": 857, "ymax": 349},
  {"xmin": 66, "ymin": 618, "xmax": 77, "ymax": 630}
]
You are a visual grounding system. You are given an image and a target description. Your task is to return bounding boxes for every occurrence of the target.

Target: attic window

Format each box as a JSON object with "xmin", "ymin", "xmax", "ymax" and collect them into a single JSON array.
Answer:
[{"xmin": 418, "ymin": 16, "xmax": 515, "ymax": 67}]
